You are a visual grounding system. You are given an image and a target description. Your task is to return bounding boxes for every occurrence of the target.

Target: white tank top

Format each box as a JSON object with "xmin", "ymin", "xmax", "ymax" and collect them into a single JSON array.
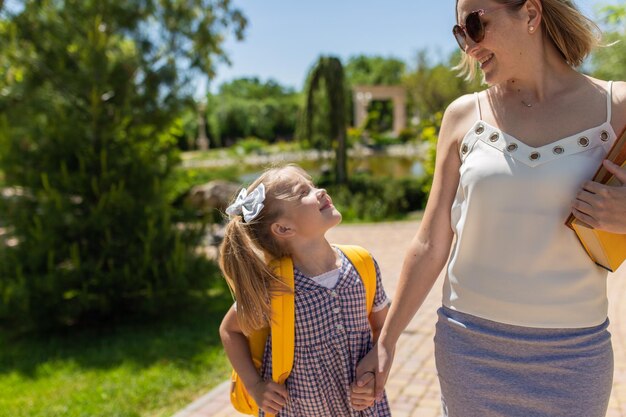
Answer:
[{"xmin": 443, "ymin": 82, "xmax": 617, "ymax": 328}]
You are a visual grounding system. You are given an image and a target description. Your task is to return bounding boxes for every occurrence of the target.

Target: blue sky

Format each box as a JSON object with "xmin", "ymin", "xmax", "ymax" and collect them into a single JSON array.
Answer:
[{"xmin": 209, "ymin": 0, "xmax": 619, "ymax": 93}]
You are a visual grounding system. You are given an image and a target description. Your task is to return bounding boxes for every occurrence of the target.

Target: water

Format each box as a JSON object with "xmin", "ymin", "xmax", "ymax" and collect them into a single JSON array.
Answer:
[{"xmin": 237, "ymin": 154, "xmax": 425, "ymax": 183}]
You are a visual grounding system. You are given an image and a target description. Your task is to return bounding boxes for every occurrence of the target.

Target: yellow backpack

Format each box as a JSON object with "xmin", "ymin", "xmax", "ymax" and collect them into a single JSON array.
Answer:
[{"xmin": 229, "ymin": 244, "xmax": 377, "ymax": 416}]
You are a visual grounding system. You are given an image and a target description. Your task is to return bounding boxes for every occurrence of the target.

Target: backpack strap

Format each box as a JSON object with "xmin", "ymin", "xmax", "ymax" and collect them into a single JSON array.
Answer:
[
  {"xmin": 334, "ymin": 244, "xmax": 376, "ymax": 315},
  {"xmin": 232, "ymin": 258, "xmax": 294, "ymax": 417},
  {"xmin": 232, "ymin": 248, "xmax": 373, "ymax": 416},
  {"xmin": 269, "ymin": 256, "xmax": 295, "ymax": 385}
]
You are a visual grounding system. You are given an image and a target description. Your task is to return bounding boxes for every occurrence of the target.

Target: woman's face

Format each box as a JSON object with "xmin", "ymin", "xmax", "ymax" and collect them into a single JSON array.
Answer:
[{"xmin": 456, "ymin": 0, "xmax": 529, "ymax": 85}]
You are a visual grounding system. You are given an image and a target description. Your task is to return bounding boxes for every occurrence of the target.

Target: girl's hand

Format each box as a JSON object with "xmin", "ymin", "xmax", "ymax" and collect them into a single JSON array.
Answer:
[
  {"xmin": 350, "ymin": 371, "xmax": 375, "ymax": 410},
  {"xmin": 249, "ymin": 379, "xmax": 288, "ymax": 415},
  {"xmin": 572, "ymin": 160, "xmax": 626, "ymax": 234}
]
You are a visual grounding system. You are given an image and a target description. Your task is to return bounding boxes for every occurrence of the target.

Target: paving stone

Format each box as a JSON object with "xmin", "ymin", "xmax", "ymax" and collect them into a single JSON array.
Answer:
[{"xmin": 175, "ymin": 221, "xmax": 626, "ymax": 417}]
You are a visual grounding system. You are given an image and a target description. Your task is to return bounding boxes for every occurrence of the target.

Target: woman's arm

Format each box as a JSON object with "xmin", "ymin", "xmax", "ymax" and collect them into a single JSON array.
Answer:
[
  {"xmin": 572, "ymin": 80, "xmax": 626, "ymax": 233},
  {"xmin": 361, "ymin": 94, "xmax": 476, "ymax": 399},
  {"xmin": 219, "ymin": 306, "xmax": 288, "ymax": 414}
]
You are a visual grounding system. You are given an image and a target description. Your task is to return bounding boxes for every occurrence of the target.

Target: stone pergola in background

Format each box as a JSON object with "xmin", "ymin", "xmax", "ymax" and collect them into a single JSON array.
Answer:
[{"xmin": 352, "ymin": 85, "xmax": 406, "ymax": 136}]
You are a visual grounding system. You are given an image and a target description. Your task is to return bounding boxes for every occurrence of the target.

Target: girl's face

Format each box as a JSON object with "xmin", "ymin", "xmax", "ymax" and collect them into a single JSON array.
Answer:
[
  {"xmin": 456, "ymin": 0, "xmax": 529, "ymax": 85},
  {"xmin": 277, "ymin": 171, "xmax": 342, "ymax": 239}
]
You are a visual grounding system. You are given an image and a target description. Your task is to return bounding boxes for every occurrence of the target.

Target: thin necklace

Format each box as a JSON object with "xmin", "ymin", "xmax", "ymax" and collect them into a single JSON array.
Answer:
[{"xmin": 511, "ymin": 81, "xmax": 533, "ymax": 108}]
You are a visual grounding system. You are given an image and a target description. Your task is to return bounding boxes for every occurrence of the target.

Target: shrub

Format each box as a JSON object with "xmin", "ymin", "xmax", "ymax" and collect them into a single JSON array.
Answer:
[
  {"xmin": 320, "ymin": 173, "xmax": 427, "ymax": 222},
  {"xmin": 230, "ymin": 137, "xmax": 270, "ymax": 156}
]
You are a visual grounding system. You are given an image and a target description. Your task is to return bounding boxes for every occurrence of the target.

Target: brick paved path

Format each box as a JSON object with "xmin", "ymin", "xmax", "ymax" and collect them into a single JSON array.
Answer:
[{"xmin": 176, "ymin": 221, "xmax": 626, "ymax": 417}]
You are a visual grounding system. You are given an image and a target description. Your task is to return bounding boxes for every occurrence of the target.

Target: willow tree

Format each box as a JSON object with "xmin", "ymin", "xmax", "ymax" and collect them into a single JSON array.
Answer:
[{"xmin": 301, "ymin": 56, "xmax": 348, "ymax": 184}]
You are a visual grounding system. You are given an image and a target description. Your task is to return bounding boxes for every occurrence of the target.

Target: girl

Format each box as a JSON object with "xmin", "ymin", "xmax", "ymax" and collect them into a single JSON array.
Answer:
[{"xmin": 219, "ymin": 164, "xmax": 392, "ymax": 416}]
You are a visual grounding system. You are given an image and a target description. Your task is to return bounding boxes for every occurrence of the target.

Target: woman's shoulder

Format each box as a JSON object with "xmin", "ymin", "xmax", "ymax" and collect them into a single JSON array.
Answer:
[
  {"xmin": 610, "ymin": 80, "xmax": 626, "ymax": 107},
  {"xmin": 440, "ymin": 92, "xmax": 483, "ymax": 146},
  {"xmin": 585, "ymin": 76, "xmax": 626, "ymax": 103},
  {"xmin": 584, "ymin": 77, "xmax": 626, "ymax": 132},
  {"xmin": 607, "ymin": 79, "xmax": 626, "ymax": 133}
]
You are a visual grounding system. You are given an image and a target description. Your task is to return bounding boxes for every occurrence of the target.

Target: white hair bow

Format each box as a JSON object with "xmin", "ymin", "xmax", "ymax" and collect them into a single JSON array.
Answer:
[{"xmin": 225, "ymin": 183, "xmax": 266, "ymax": 222}]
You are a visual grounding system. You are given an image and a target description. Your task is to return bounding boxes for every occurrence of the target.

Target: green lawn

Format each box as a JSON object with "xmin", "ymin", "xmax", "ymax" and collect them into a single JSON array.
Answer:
[{"xmin": 0, "ymin": 292, "xmax": 232, "ymax": 417}]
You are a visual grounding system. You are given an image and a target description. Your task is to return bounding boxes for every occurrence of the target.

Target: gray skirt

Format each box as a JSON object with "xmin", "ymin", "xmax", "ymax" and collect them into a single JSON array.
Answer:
[{"xmin": 434, "ymin": 306, "xmax": 613, "ymax": 417}]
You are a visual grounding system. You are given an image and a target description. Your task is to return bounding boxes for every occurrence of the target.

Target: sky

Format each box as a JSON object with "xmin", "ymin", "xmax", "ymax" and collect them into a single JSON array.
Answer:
[{"xmin": 208, "ymin": 0, "xmax": 620, "ymax": 93}]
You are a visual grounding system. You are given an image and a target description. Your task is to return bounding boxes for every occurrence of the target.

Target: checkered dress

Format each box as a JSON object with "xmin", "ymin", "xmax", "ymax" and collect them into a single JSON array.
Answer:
[{"xmin": 259, "ymin": 248, "xmax": 392, "ymax": 417}]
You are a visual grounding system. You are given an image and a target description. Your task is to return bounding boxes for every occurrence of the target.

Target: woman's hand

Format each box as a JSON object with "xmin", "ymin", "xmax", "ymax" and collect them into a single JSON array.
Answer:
[
  {"xmin": 572, "ymin": 160, "xmax": 626, "ymax": 233},
  {"xmin": 354, "ymin": 342, "xmax": 396, "ymax": 403},
  {"xmin": 249, "ymin": 379, "xmax": 288, "ymax": 415},
  {"xmin": 373, "ymin": 342, "xmax": 395, "ymax": 401}
]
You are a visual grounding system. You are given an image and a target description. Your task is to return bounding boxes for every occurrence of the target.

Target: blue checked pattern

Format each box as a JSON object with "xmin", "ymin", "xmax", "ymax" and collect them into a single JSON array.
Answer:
[{"xmin": 259, "ymin": 249, "xmax": 391, "ymax": 417}]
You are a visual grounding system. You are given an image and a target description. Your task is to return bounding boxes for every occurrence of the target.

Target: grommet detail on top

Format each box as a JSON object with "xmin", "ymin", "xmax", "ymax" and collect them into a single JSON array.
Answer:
[
  {"xmin": 489, "ymin": 132, "xmax": 500, "ymax": 142},
  {"xmin": 506, "ymin": 143, "xmax": 518, "ymax": 152},
  {"xmin": 600, "ymin": 131, "xmax": 609, "ymax": 142},
  {"xmin": 553, "ymin": 146, "xmax": 564, "ymax": 155},
  {"xmin": 578, "ymin": 136, "xmax": 589, "ymax": 147},
  {"xmin": 475, "ymin": 125, "xmax": 485, "ymax": 135},
  {"xmin": 461, "ymin": 144, "xmax": 469, "ymax": 154},
  {"xmin": 529, "ymin": 152, "xmax": 541, "ymax": 161}
]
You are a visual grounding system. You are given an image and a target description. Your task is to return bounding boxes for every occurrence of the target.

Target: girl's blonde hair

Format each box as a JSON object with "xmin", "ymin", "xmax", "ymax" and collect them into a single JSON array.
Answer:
[
  {"xmin": 455, "ymin": 0, "xmax": 602, "ymax": 81},
  {"xmin": 218, "ymin": 164, "xmax": 312, "ymax": 335}
]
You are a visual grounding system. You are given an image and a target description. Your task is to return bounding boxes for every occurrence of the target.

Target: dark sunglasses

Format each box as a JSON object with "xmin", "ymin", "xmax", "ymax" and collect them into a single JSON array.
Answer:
[{"xmin": 452, "ymin": 4, "xmax": 511, "ymax": 50}]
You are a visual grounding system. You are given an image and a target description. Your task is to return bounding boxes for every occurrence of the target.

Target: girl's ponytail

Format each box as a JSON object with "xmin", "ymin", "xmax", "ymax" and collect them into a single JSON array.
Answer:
[
  {"xmin": 219, "ymin": 216, "xmax": 285, "ymax": 335},
  {"xmin": 219, "ymin": 164, "xmax": 310, "ymax": 334}
]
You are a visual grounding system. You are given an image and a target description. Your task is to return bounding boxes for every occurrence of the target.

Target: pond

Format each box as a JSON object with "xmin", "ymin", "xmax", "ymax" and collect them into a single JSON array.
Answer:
[
  {"xmin": 182, "ymin": 143, "xmax": 428, "ymax": 183},
  {"xmin": 237, "ymin": 154, "xmax": 425, "ymax": 183}
]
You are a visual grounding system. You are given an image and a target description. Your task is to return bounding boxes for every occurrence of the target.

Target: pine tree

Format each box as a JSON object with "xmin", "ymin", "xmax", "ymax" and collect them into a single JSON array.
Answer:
[{"xmin": 0, "ymin": 0, "xmax": 246, "ymax": 329}]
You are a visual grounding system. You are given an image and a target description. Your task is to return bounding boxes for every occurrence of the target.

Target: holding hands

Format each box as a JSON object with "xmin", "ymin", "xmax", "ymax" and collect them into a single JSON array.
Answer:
[
  {"xmin": 352, "ymin": 342, "xmax": 396, "ymax": 408},
  {"xmin": 350, "ymin": 371, "xmax": 376, "ymax": 410},
  {"xmin": 572, "ymin": 160, "xmax": 626, "ymax": 234}
]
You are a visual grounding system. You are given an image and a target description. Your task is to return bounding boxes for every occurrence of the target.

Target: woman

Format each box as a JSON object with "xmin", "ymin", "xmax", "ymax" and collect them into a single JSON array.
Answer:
[{"xmin": 357, "ymin": 1, "xmax": 626, "ymax": 416}]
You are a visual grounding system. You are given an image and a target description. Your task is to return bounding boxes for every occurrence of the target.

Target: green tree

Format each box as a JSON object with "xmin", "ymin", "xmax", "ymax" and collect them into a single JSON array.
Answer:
[
  {"xmin": 404, "ymin": 49, "xmax": 483, "ymax": 121},
  {"xmin": 301, "ymin": 56, "xmax": 348, "ymax": 184},
  {"xmin": 344, "ymin": 55, "xmax": 406, "ymax": 86},
  {"xmin": 0, "ymin": 0, "xmax": 246, "ymax": 329},
  {"xmin": 592, "ymin": 4, "xmax": 626, "ymax": 81},
  {"xmin": 210, "ymin": 77, "xmax": 301, "ymax": 144}
]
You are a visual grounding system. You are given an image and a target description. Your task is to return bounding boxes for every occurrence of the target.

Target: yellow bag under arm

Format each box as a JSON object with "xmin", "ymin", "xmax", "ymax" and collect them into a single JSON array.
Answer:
[{"xmin": 229, "ymin": 245, "xmax": 376, "ymax": 416}]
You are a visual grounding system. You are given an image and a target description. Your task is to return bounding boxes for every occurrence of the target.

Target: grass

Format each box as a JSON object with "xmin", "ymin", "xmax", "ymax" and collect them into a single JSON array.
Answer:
[{"xmin": 0, "ymin": 288, "xmax": 233, "ymax": 417}]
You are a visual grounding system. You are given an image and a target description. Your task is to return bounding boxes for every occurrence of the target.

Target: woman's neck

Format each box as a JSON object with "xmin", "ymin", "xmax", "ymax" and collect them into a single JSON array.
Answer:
[
  {"xmin": 499, "ymin": 37, "xmax": 580, "ymax": 104},
  {"xmin": 289, "ymin": 239, "xmax": 340, "ymax": 277}
]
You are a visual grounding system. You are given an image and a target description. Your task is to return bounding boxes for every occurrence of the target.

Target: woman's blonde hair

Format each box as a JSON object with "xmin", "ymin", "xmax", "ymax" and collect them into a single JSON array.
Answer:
[
  {"xmin": 456, "ymin": 0, "xmax": 602, "ymax": 81},
  {"xmin": 218, "ymin": 164, "xmax": 311, "ymax": 335}
]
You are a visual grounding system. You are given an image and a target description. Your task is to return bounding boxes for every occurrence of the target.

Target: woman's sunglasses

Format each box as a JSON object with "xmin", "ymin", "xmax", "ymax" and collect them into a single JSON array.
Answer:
[{"xmin": 452, "ymin": 4, "xmax": 512, "ymax": 50}]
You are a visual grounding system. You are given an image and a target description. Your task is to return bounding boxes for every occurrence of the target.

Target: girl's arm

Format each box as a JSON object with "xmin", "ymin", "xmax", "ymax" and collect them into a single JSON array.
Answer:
[
  {"xmin": 370, "ymin": 304, "xmax": 389, "ymax": 344},
  {"xmin": 219, "ymin": 306, "xmax": 288, "ymax": 414}
]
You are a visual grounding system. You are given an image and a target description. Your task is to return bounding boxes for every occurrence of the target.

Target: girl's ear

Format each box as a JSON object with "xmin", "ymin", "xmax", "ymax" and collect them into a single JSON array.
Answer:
[{"xmin": 271, "ymin": 222, "xmax": 295, "ymax": 239}]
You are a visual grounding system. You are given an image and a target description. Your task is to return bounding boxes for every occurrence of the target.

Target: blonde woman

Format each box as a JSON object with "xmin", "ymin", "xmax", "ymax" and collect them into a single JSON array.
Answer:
[{"xmin": 357, "ymin": 1, "xmax": 626, "ymax": 416}]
